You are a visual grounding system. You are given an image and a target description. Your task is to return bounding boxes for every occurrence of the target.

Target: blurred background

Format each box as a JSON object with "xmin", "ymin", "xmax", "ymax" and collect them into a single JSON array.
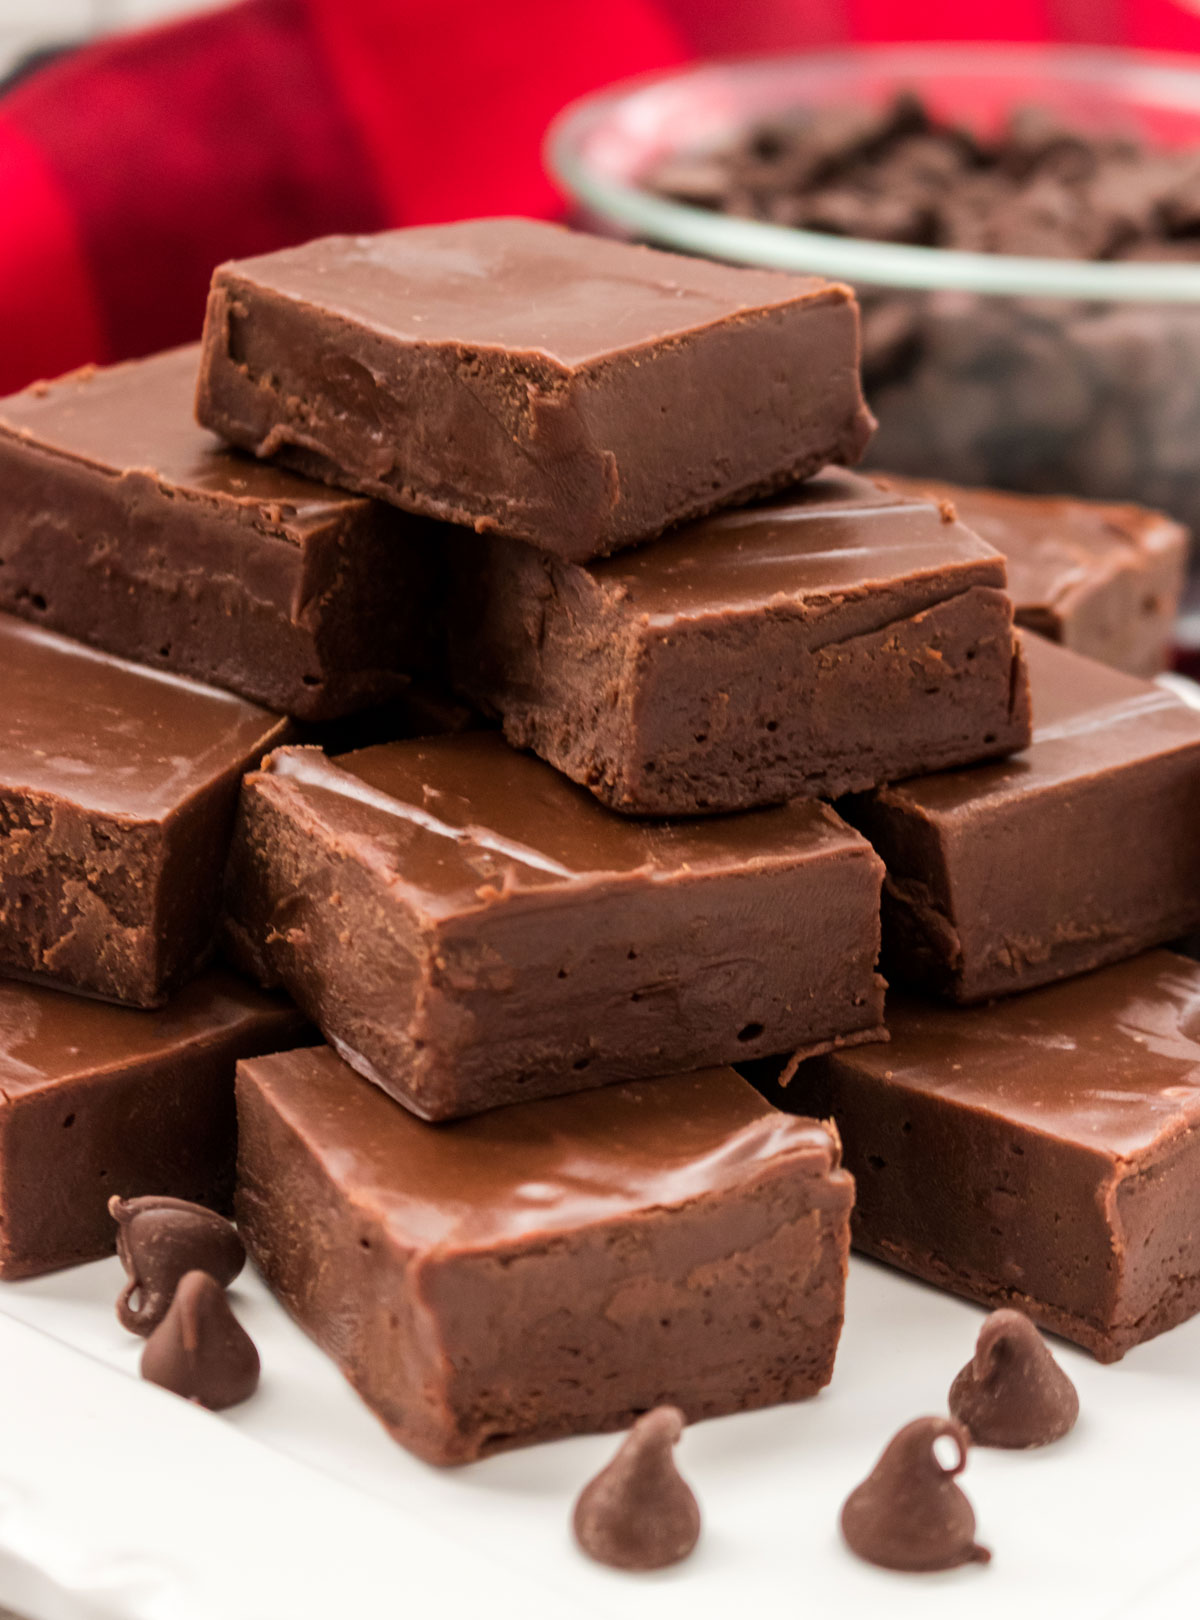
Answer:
[
  {"xmin": 8, "ymin": 0, "xmax": 1200, "ymax": 584},
  {"xmin": 0, "ymin": 0, "xmax": 223, "ymax": 83}
]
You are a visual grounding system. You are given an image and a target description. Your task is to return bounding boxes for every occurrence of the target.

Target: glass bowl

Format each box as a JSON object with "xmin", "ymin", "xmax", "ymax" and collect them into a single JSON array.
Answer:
[{"xmin": 546, "ymin": 45, "xmax": 1200, "ymax": 533}]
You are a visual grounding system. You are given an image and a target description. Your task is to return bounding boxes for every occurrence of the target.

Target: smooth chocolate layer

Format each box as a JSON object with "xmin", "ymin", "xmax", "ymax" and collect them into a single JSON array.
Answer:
[
  {"xmin": 876, "ymin": 473, "xmax": 1188, "ymax": 678},
  {"xmin": 223, "ymin": 733, "xmax": 887, "ymax": 1120},
  {"xmin": 445, "ymin": 468, "xmax": 1032, "ymax": 814},
  {"xmin": 842, "ymin": 630, "xmax": 1200, "ymax": 1002},
  {"xmin": 0, "ymin": 971, "xmax": 305, "ymax": 1277},
  {"xmin": 236, "ymin": 1046, "xmax": 853, "ymax": 1463},
  {"xmin": 793, "ymin": 950, "xmax": 1200, "ymax": 1361},
  {"xmin": 196, "ymin": 218, "xmax": 874, "ymax": 559},
  {"xmin": 1, "ymin": 614, "xmax": 289, "ymax": 1006},
  {"xmin": 0, "ymin": 346, "xmax": 437, "ymax": 720}
]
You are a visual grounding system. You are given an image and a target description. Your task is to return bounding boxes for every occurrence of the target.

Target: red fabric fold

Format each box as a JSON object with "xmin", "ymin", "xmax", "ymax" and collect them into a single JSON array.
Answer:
[
  {"xmin": 5, "ymin": 0, "xmax": 1200, "ymax": 394},
  {"xmin": 303, "ymin": 0, "xmax": 688, "ymax": 224},
  {"xmin": 0, "ymin": 113, "xmax": 103, "ymax": 394},
  {"xmin": 1, "ymin": 0, "xmax": 382, "ymax": 388}
]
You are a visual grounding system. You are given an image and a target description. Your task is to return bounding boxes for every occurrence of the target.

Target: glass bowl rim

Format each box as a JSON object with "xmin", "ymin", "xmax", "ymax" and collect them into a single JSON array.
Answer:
[{"xmin": 545, "ymin": 41, "xmax": 1200, "ymax": 303}]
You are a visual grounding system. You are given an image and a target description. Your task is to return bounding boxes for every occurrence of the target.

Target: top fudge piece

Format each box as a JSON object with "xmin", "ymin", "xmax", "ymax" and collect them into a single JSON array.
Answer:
[
  {"xmin": 877, "ymin": 473, "xmax": 1188, "ymax": 678},
  {"xmin": 224, "ymin": 732, "xmax": 886, "ymax": 1119},
  {"xmin": 1, "ymin": 614, "xmax": 289, "ymax": 1006},
  {"xmin": 843, "ymin": 631, "xmax": 1200, "ymax": 1003},
  {"xmin": 446, "ymin": 468, "xmax": 1032, "ymax": 814},
  {"xmin": 195, "ymin": 218, "xmax": 874, "ymax": 559},
  {"xmin": 0, "ymin": 346, "xmax": 436, "ymax": 720}
]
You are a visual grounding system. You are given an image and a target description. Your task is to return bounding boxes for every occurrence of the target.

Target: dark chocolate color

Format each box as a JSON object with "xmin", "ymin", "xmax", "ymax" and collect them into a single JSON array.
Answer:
[
  {"xmin": 0, "ymin": 347, "xmax": 437, "ymax": 719},
  {"xmin": 875, "ymin": 474, "xmax": 1188, "ymax": 678},
  {"xmin": 662, "ymin": 99, "xmax": 1200, "ymax": 541},
  {"xmin": 840, "ymin": 1417, "xmax": 989, "ymax": 1573},
  {"xmin": 196, "ymin": 218, "xmax": 874, "ymax": 560},
  {"xmin": 842, "ymin": 631, "xmax": 1200, "ymax": 1003},
  {"xmin": 140, "ymin": 1270, "xmax": 260, "ymax": 1411},
  {"xmin": 111, "ymin": 1195, "xmax": 246, "ymax": 1338},
  {"xmin": 236, "ymin": 1047, "xmax": 853, "ymax": 1464},
  {"xmin": 223, "ymin": 733, "xmax": 886, "ymax": 1120},
  {"xmin": 647, "ymin": 90, "xmax": 1200, "ymax": 262},
  {"xmin": 798, "ymin": 950, "xmax": 1200, "ymax": 1360},
  {"xmin": 1, "ymin": 613, "xmax": 290, "ymax": 1006},
  {"xmin": 668, "ymin": 96, "xmax": 1200, "ymax": 542},
  {"xmin": 949, "ymin": 1310, "xmax": 1079, "ymax": 1449},
  {"xmin": 305, "ymin": 679, "xmax": 486, "ymax": 757},
  {"xmin": 573, "ymin": 1408, "xmax": 701, "ymax": 1572},
  {"xmin": 0, "ymin": 971, "xmax": 305, "ymax": 1278},
  {"xmin": 445, "ymin": 468, "xmax": 1032, "ymax": 815},
  {"xmin": 866, "ymin": 286, "xmax": 1200, "ymax": 557}
]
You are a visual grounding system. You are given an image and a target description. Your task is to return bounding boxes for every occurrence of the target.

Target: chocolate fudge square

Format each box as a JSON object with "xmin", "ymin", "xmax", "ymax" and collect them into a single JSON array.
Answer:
[
  {"xmin": 842, "ymin": 630, "xmax": 1200, "ymax": 1004},
  {"xmin": 0, "ymin": 970, "xmax": 305, "ymax": 1277},
  {"xmin": 1, "ymin": 615, "xmax": 289, "ymax": 1006},
  {"xmin": 237, "ymin": 1046, "xmax": 854, "ymax": 1463},
  {"xmin": 445, "ymin": 468, "xmax": 1032, "ymax": 815},
  {"xmin": 196, "ymin": 217, "xmax": 874, "ymax": 560},
  {"xmin": 0, "ymin": 346, "xmax": 437, "ymax": 720},
  {"xmin": 796, "ymin": 951, "xmax": 1200, "ymax": 1361},
  {"xmin": 877, "ymin": 473, "xmax": 1189, "ymax": 678},
  {"xmin": 223, "ymin": 734, "xmax": 886, "ymax": 1120}
]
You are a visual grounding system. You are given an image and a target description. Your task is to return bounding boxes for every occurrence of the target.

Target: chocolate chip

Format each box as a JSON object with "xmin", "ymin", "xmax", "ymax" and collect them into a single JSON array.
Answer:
[
  {"xmin": 140, "ymin": 1270, "xmax": 260, "ymax": 1411},
  {"xmin": 949, "ymin": 1309, "xmax": 1079, "ymax": 1448},
  {"xmin": 110, "ymin": 1193, "xmax": 245, "ymax": 1337},
  {"xmin": 572, "ymin": 1406, "xmax": 701, "ymax": 1571},
  {"xmin": 640, "ymin": 89, "xmax": 1200, "ymax": 530},
  {"xmin": 840, "ymin": 1416, "xmax": 991, "ymax": 1573}
]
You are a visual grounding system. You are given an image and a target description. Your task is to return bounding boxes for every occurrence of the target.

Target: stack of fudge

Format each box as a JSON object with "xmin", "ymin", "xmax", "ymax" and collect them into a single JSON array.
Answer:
[{"xmin": 2, "ymin": 219, "xmax": 1200, "ymax": 1471}]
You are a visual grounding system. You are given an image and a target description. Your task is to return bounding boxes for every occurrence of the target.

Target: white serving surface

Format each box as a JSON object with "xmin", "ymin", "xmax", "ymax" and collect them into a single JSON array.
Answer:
[{"xmin": 0, "ymin": 1251, "xmax": 1197, "ymax": 1619}]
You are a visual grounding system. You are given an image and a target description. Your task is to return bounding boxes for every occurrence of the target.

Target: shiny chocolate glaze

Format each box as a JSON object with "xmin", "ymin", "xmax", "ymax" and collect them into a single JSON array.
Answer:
[
  {"xmin": 800, "ymin": 950, "xmax": 1200, "ymax": 1359},
  {"xmin": 444, "ymin": 467, "xmax": 1032, "ymax": 813},
  {"xmin": 197, "ymin": 218, "xmax": 873, "ymax": 558},
  {"xmin": 223, "ymin": 734, "xmax": 886, "ymax": 1119},
  {"xmin": 844, "ymin": 631, "xmax": 1200, "ymax": 1002},
  {"xmin": 236, "ymin": 1048, "xmax": 853, "ymax": 1463},
  {"xmin": 0, "ymin": 971, "xmax": 306, "ymax": 1278},
  {"xmin": 0, "ymin": 348, "xmax": 434, "ymax": 719},
  {"xmin": 1, "ymin": 614, "xmax": 288, "ymax": 1004},
  {"xmin": 876, "ymin": 472, "xmax": 1188, "ymax": 678}
]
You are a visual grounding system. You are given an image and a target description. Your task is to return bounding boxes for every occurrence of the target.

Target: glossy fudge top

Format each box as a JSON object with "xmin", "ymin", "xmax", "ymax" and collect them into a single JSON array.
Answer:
[
  {"xmin": 5, "ymin": 616, "xmax": 287, "ymax": 820},
  {"xmin": 877, "ymin": 473, "xmax": 1188, "ymax": 614},
  {"xmin": 241, "ymin": 1045, "xmax": 846, "ymax": 1252},
  {"xmin": 871, "ymin": 630, "xmax": 1200, "ymax": 817},
  {"xmin": 258, "ymin": 734, "xmax": 869, "ymax": 913},
  {"xmin": 0, "ymin": 970, "xmax": 295, "ymax": 1100},
  {"xmin": 215, "ymin": 218, "xmax": 849, "ymax": 371},
  {"xmin": 838, "ymin": 951, "xmax": 1200, "ymax": 1159},
  {"xmin": 0, "ymin": 346, "xmax": 367, "ymax": 535},
  {"xmin": 589, "ymin": 469, "xmax": 1006, "ymax": 620}
]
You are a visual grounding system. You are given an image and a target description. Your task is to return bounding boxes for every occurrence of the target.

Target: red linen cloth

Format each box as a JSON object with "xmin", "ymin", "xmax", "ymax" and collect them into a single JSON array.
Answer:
[{"xmin": 4, "ymin": 0, "xmax": 1200, "ymax": 394}]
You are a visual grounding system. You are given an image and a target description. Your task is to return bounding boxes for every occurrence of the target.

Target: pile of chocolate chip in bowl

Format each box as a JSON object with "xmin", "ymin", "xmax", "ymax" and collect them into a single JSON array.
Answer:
[
  {"xmin": 2, "ymin": 214, "xmax": 1200, "ymax": 1577},
  {"xmin": 646, "ymin": 88, "xmax": 1200, "ymax": 536}
]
